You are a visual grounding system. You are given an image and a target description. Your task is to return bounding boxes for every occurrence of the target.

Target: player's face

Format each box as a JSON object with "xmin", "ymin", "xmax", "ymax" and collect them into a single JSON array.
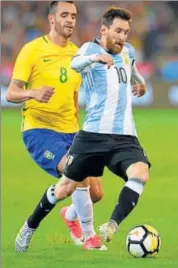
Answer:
[
  {"xmin": 104, "ymin": 18, "xmax": 130, "ymax": 54},
  {"xmin": 50, "ymin": 2, "xmax": 77, "ymax": 38}
]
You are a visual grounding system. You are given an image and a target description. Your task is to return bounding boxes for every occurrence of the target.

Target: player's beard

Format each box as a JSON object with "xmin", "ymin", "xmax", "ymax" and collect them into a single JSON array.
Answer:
[
  {"xmin": 106, "ymin": 35, "xmax": 123, "ymax": 54},
  {"xmin": 54, "ymin": 23, "xmax": 74, "ymax": 38}
]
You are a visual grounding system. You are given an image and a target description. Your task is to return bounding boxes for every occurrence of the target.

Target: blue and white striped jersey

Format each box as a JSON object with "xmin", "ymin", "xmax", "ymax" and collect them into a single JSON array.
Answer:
[{"xmin": 71, "ymin": 39, "xmax": 137, "ymax": 136}]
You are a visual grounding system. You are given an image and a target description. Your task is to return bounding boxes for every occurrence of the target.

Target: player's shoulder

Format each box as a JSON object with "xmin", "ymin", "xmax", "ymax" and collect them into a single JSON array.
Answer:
[
  {"xmin": 123, "ymin": 42, "xmax": 135, "ymax": 58},
  {"xmin": 79, "ymin": 41, "xmax": 102, "ymax": 54},
  {"xmin": 22, "ymin": 36, "xmax": 45, "ymax": 52}
]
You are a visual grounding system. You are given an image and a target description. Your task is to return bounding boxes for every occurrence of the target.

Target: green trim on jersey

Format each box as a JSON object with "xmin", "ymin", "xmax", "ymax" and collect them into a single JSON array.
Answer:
[{"xmin": 42, "ymin": 36, "xmax": 48, "ymax": 43}]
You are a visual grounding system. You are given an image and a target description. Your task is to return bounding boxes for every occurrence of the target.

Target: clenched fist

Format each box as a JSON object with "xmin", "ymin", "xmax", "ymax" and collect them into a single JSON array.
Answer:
[
  {"xmin": 94, "ymin": 54, "xmax": 114, "ymax": 69},
  {"xmin": 132, "ymin": 84, "xmax": 146, "ymax": 97},
  {"xmin": 31, "ymin": 86, "xmax": 54, "ymax": 103}
]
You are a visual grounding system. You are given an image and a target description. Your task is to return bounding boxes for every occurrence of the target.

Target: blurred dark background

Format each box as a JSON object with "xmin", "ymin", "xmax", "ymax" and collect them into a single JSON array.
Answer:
[{"xmin": 1, "ymin": 1, "xmax": 178, "ymax": 107}]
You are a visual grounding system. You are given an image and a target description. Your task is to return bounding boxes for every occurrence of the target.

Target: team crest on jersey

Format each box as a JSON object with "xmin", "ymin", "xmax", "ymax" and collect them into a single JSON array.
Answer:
[
  {"xmin": 44, "ymin": 150, "xmax": 55, "ymax": 160},
  {"xmin": 124, "ymin": 56, "xmax": 129, "ymax": 65}
]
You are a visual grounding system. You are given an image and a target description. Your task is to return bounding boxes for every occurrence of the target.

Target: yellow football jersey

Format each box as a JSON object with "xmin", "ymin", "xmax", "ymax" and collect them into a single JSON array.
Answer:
[{"xmin": 12, "ymin": 35, "xmax": 81, "ymax": 133}]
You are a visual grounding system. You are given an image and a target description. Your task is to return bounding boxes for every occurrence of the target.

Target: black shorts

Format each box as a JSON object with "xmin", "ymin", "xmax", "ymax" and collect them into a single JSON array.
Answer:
[{"xmin": 64, "ymin": 130, "xmax": 151, "ymax": 182}]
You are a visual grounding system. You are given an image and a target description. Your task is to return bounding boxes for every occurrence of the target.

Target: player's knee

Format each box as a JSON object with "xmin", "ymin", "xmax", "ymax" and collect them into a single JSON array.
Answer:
[
  {"xmin": 140, "ymin": 173, "xmax": 149, "ymax": 183},
  {"xmin": 55, "ymin": 189, "xmax": 66, "ymax": 200},
  {"xmin": 55, "ymin": 185, "xmax": 74, "ymax": 200},
  {"xmin": 66, "ymin": 187, "xmax": 74, "ymax": 197},
  {"xmin": 137, "ymin": 165, "xmax": 149, "ymax": 183},
  {"xmin": 66, "ymin": 181, "xmax": 77, "ymax": 197},
  {"xmin": 55, "ymin": 177, "xmax": 76, "ymax": 200},
  {"xmin": 54, "ymin": 185, "xmax": 67, "ymax": 200},
  {"xmin": 127, "ymin": 162, "xmax": 150, "ymax": 183},
  {"xmin": 77, "ymin": 178, "xmax": 90, "ymax": 188}
]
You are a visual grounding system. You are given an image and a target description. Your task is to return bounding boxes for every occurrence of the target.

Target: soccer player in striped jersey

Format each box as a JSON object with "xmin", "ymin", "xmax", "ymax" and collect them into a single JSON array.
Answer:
[
  {"xmin": 7, "ymin": 1, "xmax": 105, "ymax": 251},
  {"xmin": 49, "ymin": 6, "xmax": 151, "ymax": 243}
]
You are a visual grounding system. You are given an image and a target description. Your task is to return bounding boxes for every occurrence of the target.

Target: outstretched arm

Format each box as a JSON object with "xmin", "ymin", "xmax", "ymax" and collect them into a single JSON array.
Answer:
[
  {"xmin": 71, "ymin": 54, "xmax": 113, "ymax": 73},
  {"xmin": 71, "ymin": 54, "xmax": 97, "ymax": 73}
]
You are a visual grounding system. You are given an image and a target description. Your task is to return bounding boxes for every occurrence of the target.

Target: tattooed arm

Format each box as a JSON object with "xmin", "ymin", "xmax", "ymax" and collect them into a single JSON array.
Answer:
[
  {"xmin": 131, "ymin": 62, "xmax": 146, "ymax": 97},
  {"xmin": 6, "ymin": 79, "xmax": 34, "ymax": 103},
  {"xmin": 6, "ymin": 80, "xmax": 54, "ymax": 103}
]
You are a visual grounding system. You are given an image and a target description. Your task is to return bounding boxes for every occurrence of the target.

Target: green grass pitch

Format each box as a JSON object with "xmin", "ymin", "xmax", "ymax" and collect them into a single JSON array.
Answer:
[{"xmin": 2, "ymin": 109, "xmax": 178, "ymax": 268}]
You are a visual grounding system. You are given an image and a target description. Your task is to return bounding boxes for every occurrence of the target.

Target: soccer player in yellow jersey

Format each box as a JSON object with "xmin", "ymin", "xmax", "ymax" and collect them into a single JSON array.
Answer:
[{"xmin": 6, "ymin": 1, "xmax": 104, "ymax": 251}]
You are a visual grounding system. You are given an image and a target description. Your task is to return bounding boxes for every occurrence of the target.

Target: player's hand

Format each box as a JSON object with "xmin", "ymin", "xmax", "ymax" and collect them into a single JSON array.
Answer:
[
  {"xmin": 94, "ymin": 54, "xmax": 114, "ymax": 68},
  {"xmin": 31, "ymin": 86, "xmax": 54, "ymax": 103},
  {"xmin": 132, "ymin": 84, "xmax": 146, "ymax": 97}
]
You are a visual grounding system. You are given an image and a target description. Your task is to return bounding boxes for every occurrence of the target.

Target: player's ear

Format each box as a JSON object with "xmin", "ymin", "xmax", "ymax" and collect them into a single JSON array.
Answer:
[
  {"xmin": 48, "ymin": 14, "xmax": 55, "ymax": 25},
  {"xmin": 100, "ymin": 25, "xmax": 108, "ymax": 36}
]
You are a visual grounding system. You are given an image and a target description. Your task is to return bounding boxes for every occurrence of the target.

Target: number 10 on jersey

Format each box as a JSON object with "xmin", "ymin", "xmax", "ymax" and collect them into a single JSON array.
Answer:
[{"xmin": 115, "ymin": 67, "xmax": 128, "ymax": 84}]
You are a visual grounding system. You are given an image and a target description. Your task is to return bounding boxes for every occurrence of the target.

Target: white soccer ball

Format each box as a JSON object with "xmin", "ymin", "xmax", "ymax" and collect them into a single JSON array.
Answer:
[{"xmin": 126, "ymin": 224, "xmax": 161, "ymax": 258}]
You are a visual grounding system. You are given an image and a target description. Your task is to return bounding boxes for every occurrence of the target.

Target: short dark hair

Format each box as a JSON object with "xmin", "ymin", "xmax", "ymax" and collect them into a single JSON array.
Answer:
[
  {"xmin": 49, "ymin": 1, "xmax": 74, "ymax": 14},
  {"xmin": 102, "ymin": 7, "xmax": 132, "ymax": 26}
]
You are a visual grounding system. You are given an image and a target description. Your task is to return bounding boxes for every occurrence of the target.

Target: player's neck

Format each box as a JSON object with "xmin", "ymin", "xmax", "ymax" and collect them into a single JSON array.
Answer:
[
  {"xmin": 48, "ymin": 31, "xmax": 69, "ymax": 47},
  {"xmin": 99, "ymin": 38, "xmax": 107, "ymax": 51}
]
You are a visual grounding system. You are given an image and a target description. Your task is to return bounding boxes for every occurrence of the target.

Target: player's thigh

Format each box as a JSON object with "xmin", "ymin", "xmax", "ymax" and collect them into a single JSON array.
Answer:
[
  {"xmin": 64, "ymin": 153, "xmax": 105, "ymax": 182},
  {"xmin": 23, "ymin": 129, "xmax": 75, "ymax": 178},
  {"xmin": 107, "ymin": 147, "xmax": 151, "ymax": 182}
]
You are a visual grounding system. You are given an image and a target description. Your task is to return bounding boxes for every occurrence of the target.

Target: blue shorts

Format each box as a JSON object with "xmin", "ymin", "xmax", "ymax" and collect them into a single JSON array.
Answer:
[{"xmin": 23, "ymin": 129, "xmax": 76, "ymax": 178}]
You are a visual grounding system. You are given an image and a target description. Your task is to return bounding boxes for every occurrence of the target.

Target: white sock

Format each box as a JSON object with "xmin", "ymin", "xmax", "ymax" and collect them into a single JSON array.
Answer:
[
  {"xmin": 46, "ymin": 185, "xmax": 58, "ymax": 204},
  {"xmin": 72, "ymin": 187, "xmax": 95, "ymax": 239},
  {"xmin": 65, "ymin": 203, "xmax": 77, "ymax": 221},
  {"xmin": 125, "ymin": 179, "xmax": 144, "ymax": 195}
]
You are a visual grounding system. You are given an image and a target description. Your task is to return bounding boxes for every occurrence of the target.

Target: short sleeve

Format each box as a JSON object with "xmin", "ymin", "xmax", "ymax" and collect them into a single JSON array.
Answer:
[
  {"xmin": 75, "ymin": 42, "xmax": 93, "ymax": 56},
  {"xmin": 12, "ymin": 44, "xmax": 35, "ymax": 82}
]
